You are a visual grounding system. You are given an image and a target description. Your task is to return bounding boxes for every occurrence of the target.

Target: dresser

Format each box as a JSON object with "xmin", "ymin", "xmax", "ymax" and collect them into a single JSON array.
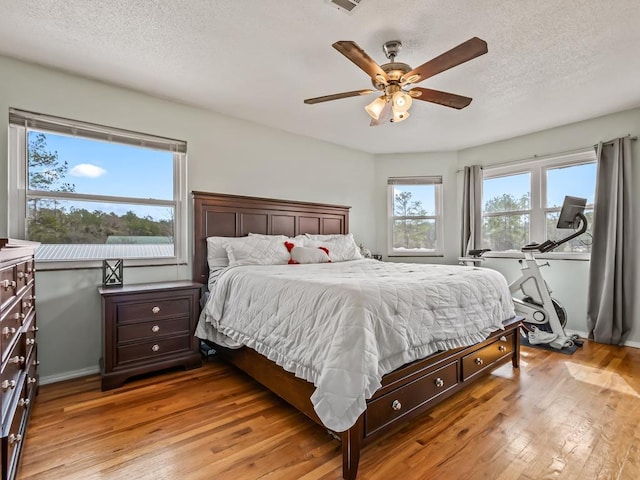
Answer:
[
  {"xmin": 0, "ymin": 239, "xmax": 38, "ymax": 480},
  {"xmin": 99, "ymin": 281, "xmax": 203, "ymax": 391}
]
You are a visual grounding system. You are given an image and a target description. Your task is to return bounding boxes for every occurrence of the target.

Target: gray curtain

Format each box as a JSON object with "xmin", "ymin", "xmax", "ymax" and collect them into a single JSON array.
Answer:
[
  {"xmin": 460, "ymin": 165, "xmax": 483, "ymax": 257},
  {"xmin": 587, "ymin": 137, "xmax": 634, "ymax": 345}
]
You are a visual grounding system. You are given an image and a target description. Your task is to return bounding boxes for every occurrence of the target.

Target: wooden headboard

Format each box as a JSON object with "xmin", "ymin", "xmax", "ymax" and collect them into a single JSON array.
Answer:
[{"xmin": 192, "ymin": 191, "xmax": 350, "ymax": 283}]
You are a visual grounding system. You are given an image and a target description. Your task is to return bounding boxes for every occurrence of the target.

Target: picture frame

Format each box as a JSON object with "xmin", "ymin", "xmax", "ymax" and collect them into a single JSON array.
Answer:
[{"xmin": 102, "ymin": 259, "xmax": 123, "ymax": 287}]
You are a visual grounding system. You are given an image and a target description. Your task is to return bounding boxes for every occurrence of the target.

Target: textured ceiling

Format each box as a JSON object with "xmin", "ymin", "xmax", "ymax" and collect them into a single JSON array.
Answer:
[{"xmin": 1, "ymin": 0, "xmax": 639, "ymax": 154}]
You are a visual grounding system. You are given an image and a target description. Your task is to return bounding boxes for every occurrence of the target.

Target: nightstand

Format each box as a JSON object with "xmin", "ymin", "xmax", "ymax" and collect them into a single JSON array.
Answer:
[{"xmin": 99, "ymin": 281, "xmax": 203, "ymax": 390}]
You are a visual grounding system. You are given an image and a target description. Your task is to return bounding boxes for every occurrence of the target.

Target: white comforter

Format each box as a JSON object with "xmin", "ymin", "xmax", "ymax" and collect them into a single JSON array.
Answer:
[{"xmin": 196, "ymin": 259, "xmax": 515, "ymax": 432}]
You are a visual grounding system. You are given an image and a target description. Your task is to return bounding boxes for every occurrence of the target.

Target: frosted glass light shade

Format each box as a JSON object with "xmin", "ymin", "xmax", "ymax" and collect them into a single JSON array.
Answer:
[
  {"xmin": 392, "ymin": 91, "xmax": 412, "ymax": 112},
  {"xmin": 365, "ymin": 96, "xmax": 387, "ymax": 120}
]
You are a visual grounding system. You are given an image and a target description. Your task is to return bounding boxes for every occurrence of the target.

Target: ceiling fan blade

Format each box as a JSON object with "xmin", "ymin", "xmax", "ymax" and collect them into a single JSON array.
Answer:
[
  {"xmin": 409, "ymin": 87, "xmax": 473, "ymax": 109},
  {"xmin": 304, "ymin": 89, "xmax": 375, "ymax": 104},
  {"xmin": 405, "ymin": 37, "xmax": 488, "ymax": 84},
  {"xmin": 333, "ymin": 41, "xmax": 389, "ymax": 84}
]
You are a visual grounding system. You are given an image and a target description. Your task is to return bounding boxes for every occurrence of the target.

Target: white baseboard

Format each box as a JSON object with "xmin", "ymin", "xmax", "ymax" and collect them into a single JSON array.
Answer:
[{"xmin": 40, "ymin": 366, "xmax": 100, "ymax": 385}]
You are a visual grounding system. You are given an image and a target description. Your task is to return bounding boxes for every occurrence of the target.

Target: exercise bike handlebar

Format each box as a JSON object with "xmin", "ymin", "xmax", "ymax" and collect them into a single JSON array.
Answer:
[{"xmin": 521, "ymin": 212, "xmax": 588, "ymax": 253}]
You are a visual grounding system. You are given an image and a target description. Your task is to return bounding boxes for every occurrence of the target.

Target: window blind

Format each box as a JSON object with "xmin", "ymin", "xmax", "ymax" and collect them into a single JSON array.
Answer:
[
  {"xmin": 387, "ymin": 176, "xmax": 442, "ymax": 185},
  {"xmin": 9, "ymin": 108, "xmax": 187, "ymax": 153}
]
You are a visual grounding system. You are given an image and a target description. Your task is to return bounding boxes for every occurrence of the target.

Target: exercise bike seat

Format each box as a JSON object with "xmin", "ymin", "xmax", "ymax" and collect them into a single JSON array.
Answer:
[{"xmin": 468, "ymin": 249, "xmax": 491, "ymax": 257}]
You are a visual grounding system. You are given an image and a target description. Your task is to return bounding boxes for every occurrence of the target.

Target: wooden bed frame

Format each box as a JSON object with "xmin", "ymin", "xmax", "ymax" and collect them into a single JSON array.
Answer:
[{"xmin": 192, "ymin": 191, "xmax": 522, "ymax": 479}]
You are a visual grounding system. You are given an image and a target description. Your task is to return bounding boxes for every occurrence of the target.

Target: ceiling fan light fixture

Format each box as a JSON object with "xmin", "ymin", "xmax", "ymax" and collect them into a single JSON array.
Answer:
[
  {"xmin": 365, "ymin": 95, "xmax": 388, "ymax": 120},
  {"xmin": 392, "ymin": 91, "xmax": 412, "ymax": 112}
]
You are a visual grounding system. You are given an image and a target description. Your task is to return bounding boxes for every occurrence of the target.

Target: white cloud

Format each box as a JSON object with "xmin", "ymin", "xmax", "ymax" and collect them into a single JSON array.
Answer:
[{"xmin": 69, "ymin": 163, "xmax": 107, "ymax": 178}]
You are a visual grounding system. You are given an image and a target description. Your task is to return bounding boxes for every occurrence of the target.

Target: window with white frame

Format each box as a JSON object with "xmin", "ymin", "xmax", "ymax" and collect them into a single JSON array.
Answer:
[
  {"xmin": 8, "ymin": 109, "xmax": 187, "ymax": 266},
  {"xmin": 387, "ymin": 176, "xmax": 443, "ymax": 256},
  {"xmin": 481, "ymin": 150, "xmax": 596, "ymax": 256}
]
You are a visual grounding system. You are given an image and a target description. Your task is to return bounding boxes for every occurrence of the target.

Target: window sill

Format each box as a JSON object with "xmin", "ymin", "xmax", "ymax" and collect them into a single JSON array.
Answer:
[
  {"xmin": 484, "ymin": 251, "xmax": 591, "ymax": 261},
  {"xmin": 388, "ymin": 252, "xmax": 444, "ymax": 258},
  {"xmin": 34, "ymin": 257, "xmax": 187, "ymax": 271}
]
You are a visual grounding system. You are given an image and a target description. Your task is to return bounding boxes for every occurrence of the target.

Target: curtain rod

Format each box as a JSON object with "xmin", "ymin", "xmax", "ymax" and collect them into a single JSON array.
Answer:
[{"xmin": 457, "ymin": 134, "xmax": 637, "ymax": 172}]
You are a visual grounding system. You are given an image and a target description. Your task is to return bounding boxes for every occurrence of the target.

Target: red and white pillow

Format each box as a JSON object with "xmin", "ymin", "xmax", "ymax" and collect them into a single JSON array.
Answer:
[{"xmin": 284, "ymin": 241, "xmax": 331, "ymax": 264}]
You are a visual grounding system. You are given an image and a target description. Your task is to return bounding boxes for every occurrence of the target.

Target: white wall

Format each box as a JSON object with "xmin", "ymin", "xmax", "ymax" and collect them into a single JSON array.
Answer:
[
  {"xmin": 373, "ymin": 107, "xmax": 640, "ymax": 345},
  {"xmin": 374, "ymin": 151, "xmax": 459, "ymax": 263},
  {"xmin": 0, "ymin": 55, "xmax": 377, "ymax": 381}
]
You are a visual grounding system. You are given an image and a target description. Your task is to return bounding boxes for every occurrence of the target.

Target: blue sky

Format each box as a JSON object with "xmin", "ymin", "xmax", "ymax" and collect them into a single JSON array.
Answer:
[
  {"xmin": 483, "ymin": 163, "xmax": 596, "ymax": 210},
  {"xmin": 31, "ymin": 132, "xmax": 173, "ymax": 200},
  {"xmin": 29, "ymin": 131, "xmax": 174, "ymax": 220}
]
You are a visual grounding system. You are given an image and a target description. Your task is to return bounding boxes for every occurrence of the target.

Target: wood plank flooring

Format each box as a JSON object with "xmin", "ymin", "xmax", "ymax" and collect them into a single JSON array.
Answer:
[{"xmin": 18, "ymin": 340, "xmax": 640, "ymax": 480}]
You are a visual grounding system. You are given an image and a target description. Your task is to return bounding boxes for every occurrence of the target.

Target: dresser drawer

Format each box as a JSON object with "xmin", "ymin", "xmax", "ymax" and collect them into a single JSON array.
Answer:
[
  {"xmin": 0, "ymin": 265, "xmax": 17, "ymax": 309},
  {"xmin": 1, "ymin": 338, "xmax": 25, "ymax": 424},
  {"xmin": 461, "ymin": 333, "xmax": 514, "ymax": 381},
  {"xmin": 3, "ymin": 381, "xmax": 29, "ymax": 480},
  {"xmin": 116, "ymin": 297, "xmax": 191, "ymax": 324},
  {"xmin": 15, "ymin": 259, "xmax": 34, "ymax": 293},
  {"xmin": 1, "ymin": 301, "xmax": 23, "ymax": 363},
  {"xmin": 116, "ymin": 335, "xmax": 192, "ymax": 366},
  {"xmin": 21, "ymin": 285, "xmax": 35, "ymax": 321},
  {"xmin": 365, "ymin": 361, "xmax": 458, "ymax": 435},
  {"xmin": 117, "ymin": 316, "xmax": 190, "ymax": 344}
]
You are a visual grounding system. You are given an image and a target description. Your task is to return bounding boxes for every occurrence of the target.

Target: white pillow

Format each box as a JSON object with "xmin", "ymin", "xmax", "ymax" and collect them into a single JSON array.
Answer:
[
  {"xmin": 226, "ymin": 235, "xmax": 290, "ymax": 267},
  {"xmin": 206, "ymin": 236, "xmax": 248, "ymax": 290},
  {"xmin": 289, "ymin": 245, "xmax": 331, "ymax": 264},
  {"xmin": 305, "ymin": 233, "xmax": 346, "ymax": 241},
  {"xmin": 304, "ymin": 233, "xmax": 363, "ymax": 262}
]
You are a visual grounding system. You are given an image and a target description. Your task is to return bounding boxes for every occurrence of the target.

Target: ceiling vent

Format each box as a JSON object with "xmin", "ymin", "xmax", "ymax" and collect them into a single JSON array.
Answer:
[{"xmin": 325, "ymin": 0, "xmax": 362, "ymax": 14}]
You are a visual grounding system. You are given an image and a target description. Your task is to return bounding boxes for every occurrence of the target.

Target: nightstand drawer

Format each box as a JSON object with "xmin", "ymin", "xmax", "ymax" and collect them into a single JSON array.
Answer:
[
  {"xmin": 116, "ymin": 297, "xmax": 191, "ymax": 324},
  {"xmin": 117, "ymin": 335, "xmax": 192, "ymax": 365},
  {"xmin": 117, "ymin": 316, "xmax": 191, "ymax": 343}
]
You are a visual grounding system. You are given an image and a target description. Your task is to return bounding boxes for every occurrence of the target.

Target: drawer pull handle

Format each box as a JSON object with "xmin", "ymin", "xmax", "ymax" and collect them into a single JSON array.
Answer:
[
  {"xmin": 34, "ymin": 360, "xmax": 41, "ymax": 366},
  {"xmin": 2, "ymin": 327, "xmax": 16, "ymax": 337},
  {"xmin": 391, "ymin": 400, "xmax": 402, "ymax": 411},
  {"xmin": 27, "ymin": 338, "xmax": 36, "ymax": 346},
  {"xmin": 498, "ymin": 345, "xmax": 507, "ymax": 352},
  {"xmin": 500, "ymin": 335, "xmax": 507, "ymax": 342},
  {"xmin": 9, "ymin": 355, "xmax": 25, "ymax": 365},
  {"xmin": 8, "ymin": 434, "xmax": 22, "ymax": 445},
  {"xmin": 32, "ymin": 326, "xmax": 39, "ymax": 332},
  {"xmin": 434, "ymin": 378, "xmax": 445, "ymax": 388},
  {"xmin": 152, "ymin": 344, "xmax": 160, "ymax": 352},
  {"xmin": 23, "ymin": 301, "xmax": 32, "ymax": 309},
  {"xmin": 152, "ymin": 306, "xmax": 160, "ymax": 314},
  {"xmin": 19, "ymin": 398, "xmax": 30, "ymax": 407},
  {"xmin": 1, "ymin": 279, "xmax": 9, "ymax": 290},
  {"xmin": 17, "ymin": 271, "xmax": 25, "ymax": 279},
  {"xmin": 30, "ymin": 294, "xmax": 36, "ymax": 301},
  {"xmin": 1, "ymin": 380, "xmax": 17, "ymax": 390},
  {"xmin": 151, "ymin": 325, "xmax": 160, "ymax": 333},
  {"xmin": 475, "ymin": 358, "xmax": 484, "ymax": 366},
  {"xmin": 27, "ymin": 377, "xmax": 37, "ymax": 385}
]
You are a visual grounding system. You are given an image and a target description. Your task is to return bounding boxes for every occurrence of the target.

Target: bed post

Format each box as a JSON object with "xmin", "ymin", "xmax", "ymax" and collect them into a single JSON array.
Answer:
[{"xmin": 341, "ymin": 415, "xmax": 364, "ymax": 480}]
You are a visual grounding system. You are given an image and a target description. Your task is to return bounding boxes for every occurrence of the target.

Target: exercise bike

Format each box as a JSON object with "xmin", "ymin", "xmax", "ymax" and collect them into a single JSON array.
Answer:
[{"xmin": 509, "ymin": 196, "xmax": 588, "ymax": 350}]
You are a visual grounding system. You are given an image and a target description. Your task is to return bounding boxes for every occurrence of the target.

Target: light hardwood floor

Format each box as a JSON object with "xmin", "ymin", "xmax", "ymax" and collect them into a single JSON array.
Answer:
[{"xmin": 18, "ymin": 341, "xmax": 640, "ymax": 480}]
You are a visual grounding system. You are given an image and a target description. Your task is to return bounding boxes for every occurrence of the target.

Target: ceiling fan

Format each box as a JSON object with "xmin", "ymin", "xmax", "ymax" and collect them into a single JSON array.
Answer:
[{"xmin": 304, "ymin": 37, "xmax": 488, "ymax": 126}]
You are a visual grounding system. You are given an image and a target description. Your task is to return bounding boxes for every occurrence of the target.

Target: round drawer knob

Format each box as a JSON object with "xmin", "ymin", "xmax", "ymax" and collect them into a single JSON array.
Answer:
[
  {"xmin": 475, "ymin": 358, "xmax": 484, "ymax": 366},
  {"xmin": 391, "ymin": 400, "xmax": 402, "ymax": 411},
  {"xmin": 27, "ymin": 338, "xmax": 36, "ymax": 346},
  {"xmin": 434, "ymin": 378, "xmax": 444, "ymax": 388},
  {"xmin": 152, "ymin": 344, "xmax": 160, "ymax": 352},
  {"xmin": 152, "ymin": 306, "xmax": 160, "ymax": 314},
  {"xmin": 8, "ymin": 434, "xmax": 22, "ymax": 445},
  {"xmin": 151, "ymin": 325, "xmax": 160, "ymax": 333},
  {"xmin": 27, "ymin": 377, "xmax": 37, "ymax": 385},
  {"xmin": 19, "ymin": 398, "xmax": 30, "ymax": 407},
  {"xmin": 498, "ymin": 345, "xmax": 507, "ymax": 352},
  {"xmin": 17, "ymin": 271, "xmax": 25, "ymax": 279}
]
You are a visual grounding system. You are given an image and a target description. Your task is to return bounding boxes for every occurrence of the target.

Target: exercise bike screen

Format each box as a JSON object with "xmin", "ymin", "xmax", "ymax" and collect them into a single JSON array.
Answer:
[{"xmin": 556, "ymin": 196, "xmax": 586, "ymax": 229}]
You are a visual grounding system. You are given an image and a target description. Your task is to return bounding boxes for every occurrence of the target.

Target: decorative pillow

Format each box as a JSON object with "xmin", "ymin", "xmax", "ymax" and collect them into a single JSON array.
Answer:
[
  {"xmin": 226, "ymin": 235, "xmax": 291, "ymax": 267},
  {"xmin": 304, "ymin": 233, "xmax": 346, "ymax": 241},
  {"xmin": 284, "ymin": 241, "xmax": 331, "ymax": 264},
  {"xmin": 304, "ymin": 233, "xmax": 363, "ymax": 262}
]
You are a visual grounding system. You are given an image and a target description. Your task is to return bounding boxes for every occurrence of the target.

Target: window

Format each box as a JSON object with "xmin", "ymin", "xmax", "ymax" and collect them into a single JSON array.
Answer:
[
  {"xmin": 387, "ymin": 176, "xmax": 443, "ymax": 256},
  {"xmin": 481, "ymin": 150, "xmax": 596, "ymax": 257},
  {"xmin": 8, "ymin": 109, "xmax": 187, "ymax": 266}
]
